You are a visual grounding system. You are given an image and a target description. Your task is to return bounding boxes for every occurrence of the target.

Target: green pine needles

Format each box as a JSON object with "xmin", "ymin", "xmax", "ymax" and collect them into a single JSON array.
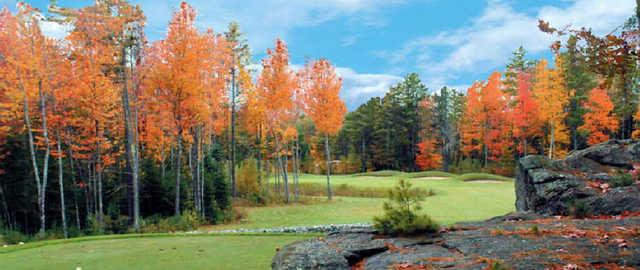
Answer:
[{"xmin": 373, "ymin": 179, "xmax": 439, "ymax": 235}]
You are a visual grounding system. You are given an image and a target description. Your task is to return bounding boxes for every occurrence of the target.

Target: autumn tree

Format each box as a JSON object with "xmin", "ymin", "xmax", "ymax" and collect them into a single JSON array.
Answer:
[
  {"xmin": 579, "ymin": 88, "xmax": 618, "ymax": 145},
  {"xmin": 460, "ymin": 72, "xmax": 509, "ymax": 167},
  {"xmin": 512, "ymin": 72, "xmax": 542, "ymax": 156},
  {"xmin": 416, "ymin": 97, "xmax": 442, "ymax": 170},
  {"xmin": 144, "ymin": 2, "xmax": 231, "ymax": 215},
  {"xmin": 0, "ymin": 4, "xmax": 62, "ymax": 236},
  {"xmin": 257, "ymin": 39, "xmax": 297, "ymax": 202},
  {"xmin": 533, "ymin": 58, "xmax": 570, "ymax": 158},
  {"xmin": 301, "ymin": 59, "xmax": 346, "ymax": 200}
]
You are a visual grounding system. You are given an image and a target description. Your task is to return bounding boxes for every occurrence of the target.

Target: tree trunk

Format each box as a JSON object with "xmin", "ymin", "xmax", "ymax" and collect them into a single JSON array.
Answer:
[
  {"xmin": 175, "ymin": 134, "xmax": 183, "ymax": 216},
  {"xmin": 280, "ymin": 152, "xmax": 289, "ymax": 204},
  {"xmin": 361, "ymin": 134, "xmax": 366, "ymax": 173},
  {"xmin": 230, "ymin": 67, "xmax": 237, "ymax": 198},
  {"xmin": 325, "ymin": 134, "xmax": 332, "ymax": 200},
  {"xmin": 56, "ymin": 135, "xmax": 68, "ymax": 238},
  {"xmin": 548, "ymin": 124, "xmax": 555, "ymax": 159},
  {"xmin": 0, "ymin": 182, "xmax": 10, "ymax": 229},
  {"xmin": 39, "ymin": 82, "xmax": 51, "ymax": 237},
  {"xmin": 293, "ymin": 139, "xmax": 300, "ymax": 203}
]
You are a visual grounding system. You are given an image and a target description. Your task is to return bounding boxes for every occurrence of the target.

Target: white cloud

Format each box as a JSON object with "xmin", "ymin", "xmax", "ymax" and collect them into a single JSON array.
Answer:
[
  {"xmin": 39, "ymin": 20, "xmax": 72, "ymax": 40},
  {"xmin": 379, "ymin": 0, "xmax": 635, "ymax": 90},
  {"xmin": 138, "ymin": 0, "xmax": 405, "ymax": 53},
  {"xmin": 247, "ymin": 63, "xmax": 401, "ymax": 110},
  {"xmin": 341, "ymin": 36, "xmax": 358, "ymax": 47},
  {"xmin": 336, "ymin": 67, "xmax": 402, "ymax": 110}
]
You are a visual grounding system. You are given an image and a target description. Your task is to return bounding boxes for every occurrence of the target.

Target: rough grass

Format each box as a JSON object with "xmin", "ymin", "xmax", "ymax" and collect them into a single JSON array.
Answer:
[
  {"xmin": 405, "ymin": 171, "xmax": 459, "ymax": 178},
  {"xmin": 0, "ymin": 234, "xmax": 311, "ymax": 270},
  {"xmin": 275, "ymin": 182, "xmax": 433, "ymax": 198},
  {"xmin": 352, "ymin": 170, "xmax": 404, "ymax": 177},
  {"xmin": 454, "ymin": 173, "xmax": 513, "ymax": 182}
]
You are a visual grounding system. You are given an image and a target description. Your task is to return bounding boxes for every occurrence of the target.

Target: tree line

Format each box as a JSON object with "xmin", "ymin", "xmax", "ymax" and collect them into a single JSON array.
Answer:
[{"xmin": 0, "ymin": 1, "xmax": 345, "ymax": 237}]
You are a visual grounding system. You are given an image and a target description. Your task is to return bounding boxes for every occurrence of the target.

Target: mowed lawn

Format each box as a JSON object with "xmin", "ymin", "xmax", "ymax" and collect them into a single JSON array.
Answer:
[
  {"xmin": 1, "ymin": 173, "xmax": 515, "ymax": 270},
  {"xmin": 0, "ymin": 234, "xmax": 310, "ymax": 270},
  {"xmin": 210, "ymin": 173, "xmax": 515, "ymax": 229}
]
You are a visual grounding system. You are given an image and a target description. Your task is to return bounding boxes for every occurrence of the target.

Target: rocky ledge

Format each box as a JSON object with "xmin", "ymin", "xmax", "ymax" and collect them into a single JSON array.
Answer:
[
  {"xmin": 273, "ymin": 141, "xmax": 640, "ymax": 269},
  {"xmin": 516, "ymin": 140, "xmax": 640, "ymax": 216},
  {"xmin": 272, "ymin": 212, "xmax": 640, "ymax": 269}
]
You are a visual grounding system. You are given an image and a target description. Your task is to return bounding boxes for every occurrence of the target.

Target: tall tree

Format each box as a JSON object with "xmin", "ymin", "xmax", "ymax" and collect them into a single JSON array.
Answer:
[
  {"xmin": 0, "ymin": 4, "xmax": 61, "ymax": 236},
  {"xmin": 224, "ymin": 22, "xmax": 250, "ymax": 198},
  {"xmin": 301, "ymin": 59, "xmax": 345, "ymax": 200},
  {"xmin": 579, "ymin": 88, "xmax": 618, "ymax": 145},
  {"xmin": 533, "ymin": 58, "xmax": 570, "ymax": 158},
  {"xmin": 144, "ymin": 2, "xmax": 231, "ymax": 215},
  {"xmin": 257, "ymin": 39, "xmax": 297, "ymax": 202},
  {"xmin": 512, "ymin": 72, "xmax": 542, "ymax": 156}
]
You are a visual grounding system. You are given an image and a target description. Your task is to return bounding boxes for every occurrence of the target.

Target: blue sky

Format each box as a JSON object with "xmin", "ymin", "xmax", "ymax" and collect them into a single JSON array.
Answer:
[{"xmin": 1, "ymin": 0, "xmax": 635, "ymax": 110}]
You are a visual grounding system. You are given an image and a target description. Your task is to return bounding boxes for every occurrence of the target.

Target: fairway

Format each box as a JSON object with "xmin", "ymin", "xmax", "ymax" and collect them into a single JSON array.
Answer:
[
  {"xmin": 210, "ymin": 173, "xmax": 515, "ymax": 229},
  {"xmin": 0, "ymin": 235, "xmax": 310, "ymax": 270}
]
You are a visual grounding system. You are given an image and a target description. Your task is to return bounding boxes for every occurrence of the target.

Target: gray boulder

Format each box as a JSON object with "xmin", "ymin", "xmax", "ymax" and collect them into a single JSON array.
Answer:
[{"xmin": 516, "ymin": 140, "xmax": 640, "ymax": 216}]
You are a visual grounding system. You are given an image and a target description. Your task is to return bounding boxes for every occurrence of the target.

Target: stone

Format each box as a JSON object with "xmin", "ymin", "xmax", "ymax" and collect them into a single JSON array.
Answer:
[
  {"xmin": 272, "ymin": 214, "xmax": 640, "ymax": 269},
  {"xmin": 516, "ymin": 140, "xmax": 640, "ymax": 216}
]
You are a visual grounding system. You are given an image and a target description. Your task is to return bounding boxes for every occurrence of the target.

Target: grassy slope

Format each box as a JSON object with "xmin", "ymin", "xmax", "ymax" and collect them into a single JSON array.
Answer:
[
  {"xmin": 210, "ymin": 173, "xmax": 515, "ymax": 229},
  {"xmin": 0, "ymin": 234, "xmax": 310, "ymax": 270}
]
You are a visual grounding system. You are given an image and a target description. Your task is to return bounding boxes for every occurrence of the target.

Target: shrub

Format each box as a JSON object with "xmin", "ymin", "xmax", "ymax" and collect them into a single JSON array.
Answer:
[
  {"xmin": 0, "ymin": 229, "xmax": 30, "ymax": 244},
  {"xmin": 611, "ymin": 173, "xmax": 634, "ymax": 187},
  {"xmin": 373, "ymin": 179, "xmax": 439, "ymax": 235},
  {"xmin": 568, "ymin": 199, "xmax": 590, "ymax": 218},
  {"xmin": 237, "ymin": 158, "xmax": 261, "ymax": 197}
]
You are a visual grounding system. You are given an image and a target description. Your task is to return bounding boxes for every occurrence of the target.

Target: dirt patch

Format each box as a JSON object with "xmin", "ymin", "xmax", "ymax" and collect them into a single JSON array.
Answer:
[
  {"xmin": 414, "ymin": 177, "xmax": 450, "ymax": 180},
  {"xmin": 466, "ymin": 180, "xmax": 503, "ymax": 183}
]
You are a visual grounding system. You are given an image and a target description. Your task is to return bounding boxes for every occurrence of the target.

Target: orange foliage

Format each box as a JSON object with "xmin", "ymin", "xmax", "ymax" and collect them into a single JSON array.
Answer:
[
  {"xmin": 415, "ymin": 138, "xmax": 442, "ymax": 170},
  {"xmin": 300, "ymin": 59, "xmax": 346, "ymax": 136},
  {"xmin": 142, "ymin": 2, "xmax": 232, "ymax": 157},
  {"xmin": 533, "ymin": 58, "xmax": 569, "ymax": 158},
  {"xmin": 512, "ymin": 72, "xmax": 542, "ymax": 154},
  {"xmin": 579, "ymin": 88, "xmax": 618, "ymax": 145},
  {"xmin": 257, "ymin": 39, "xmax": 298, "ymax": 139},
  {"xmin": 460, "ymin": 72, "xmax": 510, "ymax": 162}
]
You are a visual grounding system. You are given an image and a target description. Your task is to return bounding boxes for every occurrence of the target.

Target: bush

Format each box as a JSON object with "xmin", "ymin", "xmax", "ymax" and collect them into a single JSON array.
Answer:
[
  {"xmin": 373, "ymin": 179, "xmax": 439, "ymax": 235},
  {"xmin": 237, "ymin": 158, "xmax": 261, "ymax": 197},
  {"xmin": 611, "ymin": 173, "xmax": 634, "ymax": 187},
  {"xmin": 1, "ymin": 229, "xmax": 30, "ymax": 244},
  {"xmin": 568, "ymin": 199, "xmax": 590, "ymax": 218}
]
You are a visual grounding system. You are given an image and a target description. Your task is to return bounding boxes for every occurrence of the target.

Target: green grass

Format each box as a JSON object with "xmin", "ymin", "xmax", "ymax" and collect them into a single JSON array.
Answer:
[
  {"xmin": 352, "ymin": 170, "xmax": 404, "ymax": 177},
  {"xmin": 0, "ymin": 234, "xmax": 311, "ymax": 269},
  {"xmin": 405, "ymin": 171, "xmax": 459, "ymax": 178},
  {"xmin": 454, "ymin": 173, "xmax": 513, "ymax": 182},
  {"xmin": 213, "ymin": 173, "xmax": 515, "ymax": 229}
]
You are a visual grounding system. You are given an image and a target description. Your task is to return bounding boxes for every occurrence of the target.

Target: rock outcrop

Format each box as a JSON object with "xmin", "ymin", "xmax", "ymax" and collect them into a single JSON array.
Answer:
[
  {"xmin": 272, "ymin": 212, "xmax": 640, "ymax": 269},
  {"xmin": 516, "ymin": 140, "xmax": 640, "ymax": 216}
]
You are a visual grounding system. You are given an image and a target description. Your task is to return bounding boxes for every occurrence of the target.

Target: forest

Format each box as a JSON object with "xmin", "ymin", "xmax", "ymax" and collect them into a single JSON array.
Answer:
[{"xmin": 0, "ymin": 0, "xmax": 639, "ymax": 241}]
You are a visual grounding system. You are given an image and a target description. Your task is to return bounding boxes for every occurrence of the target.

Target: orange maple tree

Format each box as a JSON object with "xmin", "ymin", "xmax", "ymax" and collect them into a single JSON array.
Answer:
[
  {"xmin": 533, "ymin": 58, "xmax": 570, "ymax": 158},
  {"xmin": 300, "ymin": 58, "xmax": 346, "ymax": 200},
  {"xmin": 579, "ymin": 87, "xmax": 618, "ymax": 145},
  {"xmin": 143, "ymin": 2, "xmax": 231, "ymax": 214},
  {"xmin": 460, "ymin": 72, "xmax": 509, "ymax": 166},
  {"xmin": 512, "ymin": 72, "xmax": 542, "ymax": 155}
]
